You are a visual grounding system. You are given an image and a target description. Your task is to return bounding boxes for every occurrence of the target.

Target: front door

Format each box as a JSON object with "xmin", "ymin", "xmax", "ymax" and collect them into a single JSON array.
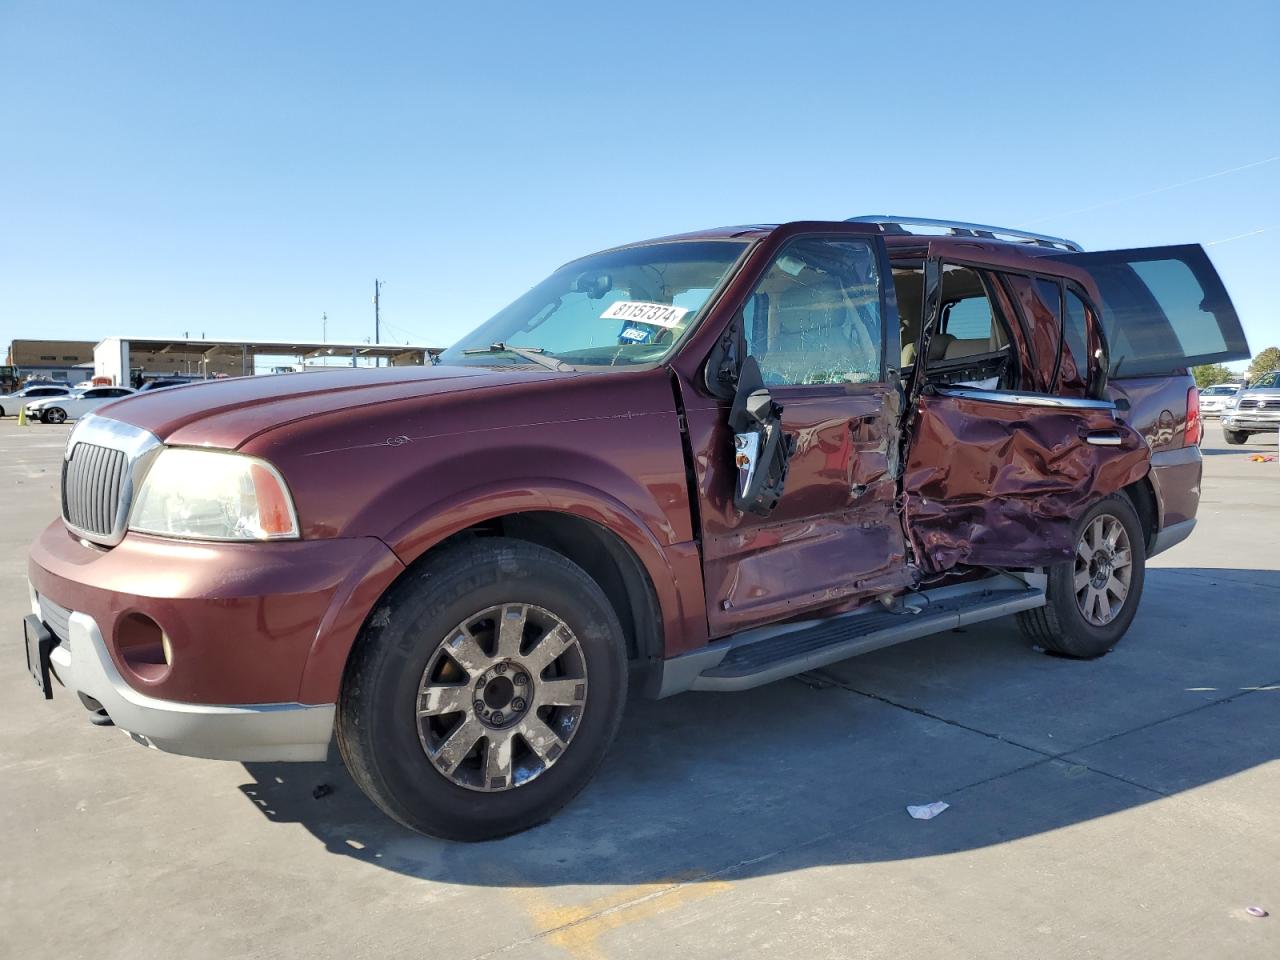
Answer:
[{"xmin": 681, "ymin": 226, "xmax": 911, "ymax": 637}]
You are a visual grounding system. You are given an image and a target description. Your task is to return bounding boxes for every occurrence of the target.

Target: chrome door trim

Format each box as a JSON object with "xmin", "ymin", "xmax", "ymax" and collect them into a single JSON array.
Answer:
[{"xmin": 934, "ymin": 386, "xmax": 1116, "ymax": 411}]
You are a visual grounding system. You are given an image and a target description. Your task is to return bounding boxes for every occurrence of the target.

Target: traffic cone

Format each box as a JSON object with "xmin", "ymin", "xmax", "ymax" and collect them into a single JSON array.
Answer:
[{"xmin": 17, "ymin": 405, "xmax": 26, "ymax": 427}]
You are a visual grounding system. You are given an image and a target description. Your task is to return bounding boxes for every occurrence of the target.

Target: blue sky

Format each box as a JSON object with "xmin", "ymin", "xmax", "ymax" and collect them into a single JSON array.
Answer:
[{"xmin": 2, "ymin": 0, "xmax": 1277, "ymax": 365}]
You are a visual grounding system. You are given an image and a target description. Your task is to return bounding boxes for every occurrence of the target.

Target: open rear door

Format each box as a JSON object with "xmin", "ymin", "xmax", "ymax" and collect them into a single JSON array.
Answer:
[
  {"xmin": 1057, "ymin": 244, "xmax": 1250, "ymax": 376},
  {"xmin": 901, "ymin": 252, "xmax": 1150, "ymax": 575}
]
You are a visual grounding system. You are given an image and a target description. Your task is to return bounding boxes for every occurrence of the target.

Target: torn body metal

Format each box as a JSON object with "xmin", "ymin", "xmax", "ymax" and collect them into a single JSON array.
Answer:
[{"xmin": 901, "ymin": 391, "xmax": 1150, "ymax": 573}]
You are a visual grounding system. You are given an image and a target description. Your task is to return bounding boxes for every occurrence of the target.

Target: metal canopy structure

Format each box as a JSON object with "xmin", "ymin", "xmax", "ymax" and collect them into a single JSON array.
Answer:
[{"xmin": 93, "ymin": 336, "xmax": 444, "ymax": 385}]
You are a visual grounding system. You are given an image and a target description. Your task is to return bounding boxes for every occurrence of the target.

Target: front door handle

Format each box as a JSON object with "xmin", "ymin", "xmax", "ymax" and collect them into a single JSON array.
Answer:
[{"xmin": 1085, "ymin": 431, "xmax": 1123, "ymax": 446}]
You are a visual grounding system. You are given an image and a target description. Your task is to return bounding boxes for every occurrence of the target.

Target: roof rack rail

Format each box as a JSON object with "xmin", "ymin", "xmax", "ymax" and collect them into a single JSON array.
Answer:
[{"xmin": 846, "ymin": 215, "xmax": 1083, "ymax": 252}]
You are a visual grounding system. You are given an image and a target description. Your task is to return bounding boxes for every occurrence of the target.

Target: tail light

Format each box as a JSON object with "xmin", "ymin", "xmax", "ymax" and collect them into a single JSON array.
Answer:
[{"xmin": 1185, "ymin": 386, "xmax": 1201, "ymax": 446}]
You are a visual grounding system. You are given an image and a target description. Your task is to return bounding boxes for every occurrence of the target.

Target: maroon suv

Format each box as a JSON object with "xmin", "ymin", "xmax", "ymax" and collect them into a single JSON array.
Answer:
[{"xmin": 24, "ymin": 216, "xmax": 1249, "ymax": 841}]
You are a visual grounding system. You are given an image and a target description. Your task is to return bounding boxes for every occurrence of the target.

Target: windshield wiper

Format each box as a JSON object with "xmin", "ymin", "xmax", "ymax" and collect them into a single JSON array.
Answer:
[{"xmin": 462, "ymin": 342, "xmax": 576, "ymax": 372}]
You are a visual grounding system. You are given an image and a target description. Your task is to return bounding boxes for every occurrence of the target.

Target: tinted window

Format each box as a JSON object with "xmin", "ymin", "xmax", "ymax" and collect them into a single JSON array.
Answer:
[
  {"xmin": 944, "ymin": 297, "xmax": 992, "ymax": 340},
  {"xmin": 1062, "ymin": 245, "xmax": 1249, "ymax": 375},
  {"xmin": 744, "ymin": 237, "xmax": 883, "ymax": 386},
  {"xmin": 1063, "ymin": 291, "xmax": 1089, "ymax": 371}
]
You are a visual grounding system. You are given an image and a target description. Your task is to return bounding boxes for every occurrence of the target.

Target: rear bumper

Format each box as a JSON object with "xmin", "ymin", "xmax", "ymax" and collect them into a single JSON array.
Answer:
[
  {"xmin": 1146, "ymin": 442, "xmax": 1201, "ymax": 539},
  {"xmin": 29, "ymin": 584, "xmax": 334, "ymax": 761},
  {"xmin": 1149, "ymin": 518, "xmax": 1195, "ymax": 557}
]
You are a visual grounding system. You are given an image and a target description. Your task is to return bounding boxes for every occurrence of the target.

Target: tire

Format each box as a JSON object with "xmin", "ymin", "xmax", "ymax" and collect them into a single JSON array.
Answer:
[
  {"xmin": 337, "ymin": 537, "xmax": 628, "ymax": 841},
  {"xmin": 1017, "ymin": 494, "xmax": 1146, "ymax": 659},
  {"xmin": 1223, "ymin": 429, "xmax": 1248, "ymax": 445},
  {"xmin": 43, "ymin": 407, "xmax": 67, "ymax": 424},
  {"xmin": 0, "ymin": 405, "xmax": 5, "ymax": 418}
]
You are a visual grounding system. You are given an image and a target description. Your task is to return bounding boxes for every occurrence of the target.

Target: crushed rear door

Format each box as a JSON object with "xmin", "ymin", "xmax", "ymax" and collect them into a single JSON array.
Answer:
[{"xmin": 1057, "ymin": 244, "xmax": 1249, "ymax": 376}]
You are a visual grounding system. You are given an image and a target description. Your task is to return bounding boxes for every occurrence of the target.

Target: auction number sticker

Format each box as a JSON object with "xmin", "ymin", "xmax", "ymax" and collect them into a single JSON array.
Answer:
[{"xmin": 600, "ymin": 301, "xmax": 689, "ymax": 328}]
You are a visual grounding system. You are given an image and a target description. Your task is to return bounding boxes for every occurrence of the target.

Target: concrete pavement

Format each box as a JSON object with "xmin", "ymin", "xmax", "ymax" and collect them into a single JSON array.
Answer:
[{"xmin": 1, "ymin": 419, "xmax": 1276, "ymax": 959}]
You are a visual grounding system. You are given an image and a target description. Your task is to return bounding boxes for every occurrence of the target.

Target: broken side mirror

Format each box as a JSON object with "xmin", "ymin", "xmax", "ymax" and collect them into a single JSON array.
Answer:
[{"xmin": 729, "ymin": 358, "xmax": 794, "ymax": 516}]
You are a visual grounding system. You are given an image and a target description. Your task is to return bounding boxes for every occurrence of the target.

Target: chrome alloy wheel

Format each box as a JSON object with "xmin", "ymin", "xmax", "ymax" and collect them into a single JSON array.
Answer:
[
  {"xmin": 1074, "ymin": 514, "xmax": 1133, "ymax": 626},
  {"xmin": 416, "ymin": 603, "xmax": 588, "ymax": 792}
]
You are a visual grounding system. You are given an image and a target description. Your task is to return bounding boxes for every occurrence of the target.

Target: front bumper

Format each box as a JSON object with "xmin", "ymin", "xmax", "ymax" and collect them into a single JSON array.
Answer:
[
  {"xmin": 1222, "ymin": 412, "xmax": 1280, "ymax": 432},
  {"xmin": 29, "ymin": 584, "xmax": 334, "ymax": 761},
  {"xmin": 27, "ymin": 520, "xmax": 405, "ymax": 761}
]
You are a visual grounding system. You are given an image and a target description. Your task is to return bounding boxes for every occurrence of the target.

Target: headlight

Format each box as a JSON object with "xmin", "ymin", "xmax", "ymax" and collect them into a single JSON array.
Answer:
[
  {"xmin": 1224, "ymin": 396, "xmax": 1239, "ymax": 408},
  {"xmin": 129, "ymin": 448, "xmax": 299, "ymax": 541}
]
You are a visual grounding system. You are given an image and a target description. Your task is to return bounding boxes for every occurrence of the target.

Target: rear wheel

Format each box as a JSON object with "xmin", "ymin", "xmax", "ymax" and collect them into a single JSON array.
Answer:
[
  {"xmin": 1223, "ymin": 429, "xmax": 1248, "ymax": 445},
  {"xmin": 1017, "ymin": 494, "xmax": 1146, "ymax": 658},
  {"xmin": 43, "ymin": 407, "xmax": 67, "ymax": 424},
  {"xmin": 337, "ymin": 537, "xmax": 627, "ymax": 841}
]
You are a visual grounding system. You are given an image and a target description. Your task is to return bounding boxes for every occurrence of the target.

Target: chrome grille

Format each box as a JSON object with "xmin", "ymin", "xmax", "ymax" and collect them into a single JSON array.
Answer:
[
  {"xmin": 1237, "ymin": 398, "xmax": 1267, "ymax": 410},
  {"xmin": 62, "ymin": 443, "xmax": 129, "ymax": 536},
  {"xmin": 59, "ymin": 415, "xmax": 162, "ymax": 546}
]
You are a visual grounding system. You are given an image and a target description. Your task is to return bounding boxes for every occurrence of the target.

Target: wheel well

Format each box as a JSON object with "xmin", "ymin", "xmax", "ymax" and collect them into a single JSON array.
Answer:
[
  {"xmin": 1122, "ymin": 476, "xmax": 1158, "ymax": 553},
  {"xmin": 426, "ymin": 512, "xmax": 664, "ymax": 664}
]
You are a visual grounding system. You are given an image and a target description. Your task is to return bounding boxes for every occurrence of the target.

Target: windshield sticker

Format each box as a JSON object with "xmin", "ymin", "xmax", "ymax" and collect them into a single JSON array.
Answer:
[
  {"xmin": 600, "ymin": 301, "xmax": 689, "ymax": 328},
  {"xmin": 618, "ymin": 326, "xmax": 652, "ymax": 343}
]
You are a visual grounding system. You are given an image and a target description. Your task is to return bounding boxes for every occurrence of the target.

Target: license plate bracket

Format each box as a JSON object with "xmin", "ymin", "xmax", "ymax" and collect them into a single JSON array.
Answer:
[{"xmin": 24, "ymin": 615, "xmax": 56, "ymax": 700}]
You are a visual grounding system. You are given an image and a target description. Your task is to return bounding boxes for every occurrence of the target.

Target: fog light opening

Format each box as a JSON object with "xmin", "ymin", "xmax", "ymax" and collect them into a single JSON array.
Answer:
[{"xmin": 116, "ymin": 613, "xmax": 172, "ymax": 682}]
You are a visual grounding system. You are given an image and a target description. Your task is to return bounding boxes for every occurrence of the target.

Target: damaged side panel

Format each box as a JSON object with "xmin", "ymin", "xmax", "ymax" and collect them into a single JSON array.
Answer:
[
  {"xmin": 696, "ymin": 384, "xmax": 911, "ymax": 635},
  {"xmin": 902, "ymin": 391, "xmax": 1150, "ymax": 573}
]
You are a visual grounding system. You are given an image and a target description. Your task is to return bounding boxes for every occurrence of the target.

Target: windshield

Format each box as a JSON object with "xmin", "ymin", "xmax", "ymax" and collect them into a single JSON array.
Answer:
[
  {"xmin": 439, "ymin": 240, "xmax": 750, "ymax": 369},
  {"xmin": 1251, "ymin": 372, "xmax": 1280, "ymax": 388},
  {"xmin": 1203, "ymin": 385, "xmax": 1237, "ymax": 395}
]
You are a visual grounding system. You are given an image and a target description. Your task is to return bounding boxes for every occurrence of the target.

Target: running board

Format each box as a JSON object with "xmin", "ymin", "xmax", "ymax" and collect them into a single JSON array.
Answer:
[{"xmin": 652, "ymin": 573, "xmax": 1045, "ymax": 697}]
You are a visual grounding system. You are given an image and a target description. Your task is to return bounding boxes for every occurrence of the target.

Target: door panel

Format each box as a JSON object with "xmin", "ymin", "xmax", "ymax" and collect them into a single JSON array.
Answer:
[
  {"xmin": 680, "ymin": 227, "xmax": 910, "ymax": 637},
  {"xmin": 1058, "ymin": 244, "xmax": 1249, "ymax": 376},
  {"xmin": 903, "ymin": 388, "xmax": 1149, "ymax": 573},
  {"xmin": 691, "ymin": 385, "xmax": 910, "ymax": 635}
]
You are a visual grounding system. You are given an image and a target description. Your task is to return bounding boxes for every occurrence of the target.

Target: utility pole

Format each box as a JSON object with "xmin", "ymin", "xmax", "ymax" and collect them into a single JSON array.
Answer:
[
  {"xmin": 322, "ymin": 312, "xmax": 327, "ymax": 344},
  {"xmin": 373, "ymin": 279, "xmax": 384, "ymax": 367}
]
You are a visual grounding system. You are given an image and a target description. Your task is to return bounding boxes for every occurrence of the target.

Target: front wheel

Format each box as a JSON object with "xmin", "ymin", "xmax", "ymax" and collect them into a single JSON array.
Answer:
[
  {"xmin": 1017, "ymin": 494, "xmax": 1146, "ymax": 658},
  {"xmin": 1223, "ymin": 429, "xmax": 1248, "ymax": 445},
  {"xmin": 43, "ymin": 407, "xmax": 67, "ymax": 424},
  {"xmin": 337, "ymin": 537, "xmax": 628, "ymax": 841}
]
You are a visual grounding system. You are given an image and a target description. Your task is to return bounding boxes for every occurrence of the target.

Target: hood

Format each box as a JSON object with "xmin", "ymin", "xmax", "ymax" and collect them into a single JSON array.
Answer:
[{"xmin": 97, "ymin": 365, "xmax": 570, "ymax": 448}]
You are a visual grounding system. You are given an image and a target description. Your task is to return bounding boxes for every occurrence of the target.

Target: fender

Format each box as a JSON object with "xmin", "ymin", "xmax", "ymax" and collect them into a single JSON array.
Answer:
[
  {"xmin": 386, "ymin": 476, "xmax": 705, "ymax": 653},
  {"xmin": 296, "ymin": 479, "xmax": 707, "ymax": 704}
]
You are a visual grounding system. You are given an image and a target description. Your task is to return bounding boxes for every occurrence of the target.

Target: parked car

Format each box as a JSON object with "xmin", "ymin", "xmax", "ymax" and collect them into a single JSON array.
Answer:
[
  {"xmin": 0, "ymin": 384, "xmax": 72, "ymax": 417},
  {"xmin": 24, "ymin": 386, "xmax": 136, "ymax": 424},
  {"xmin": 1221, "ymin": 370, "xmax": 1280, "ymax": 444},
  {"xmin": 137, "ymin": 378, "xmax": 200, "ymax": 391},
  {"xmin": 24, "ymin": 217, "xmax": 1249, "ymax": 841},
  {"xmin": 1198, "ymin": 383, "xmax": 1239, "ymax": 417}
]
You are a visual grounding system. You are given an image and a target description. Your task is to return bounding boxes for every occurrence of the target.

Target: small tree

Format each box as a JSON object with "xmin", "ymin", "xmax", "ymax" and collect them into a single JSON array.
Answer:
[
  {"xmin": 1247, "ymin": 346, "xmax": 1280, "ymax": 383},
  {"xmin": 1192, "ymin": 363, "xmax": 1234, "ymax": 388}
]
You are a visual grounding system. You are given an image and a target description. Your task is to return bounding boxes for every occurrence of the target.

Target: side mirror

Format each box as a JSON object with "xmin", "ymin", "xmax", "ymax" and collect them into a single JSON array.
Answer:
[
  {"xmin": 728, "ymin": 359, "xmax": 793, "ymax": 516},
  {"xmin": 744, "ymin": 388, "xmax": 773, "ymax": 424}
]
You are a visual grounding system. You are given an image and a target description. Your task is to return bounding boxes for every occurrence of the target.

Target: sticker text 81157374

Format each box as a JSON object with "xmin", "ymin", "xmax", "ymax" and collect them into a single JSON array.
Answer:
[{"xmin": 600, "ymin": 301, "xmax": 690, "ymax": 328}]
